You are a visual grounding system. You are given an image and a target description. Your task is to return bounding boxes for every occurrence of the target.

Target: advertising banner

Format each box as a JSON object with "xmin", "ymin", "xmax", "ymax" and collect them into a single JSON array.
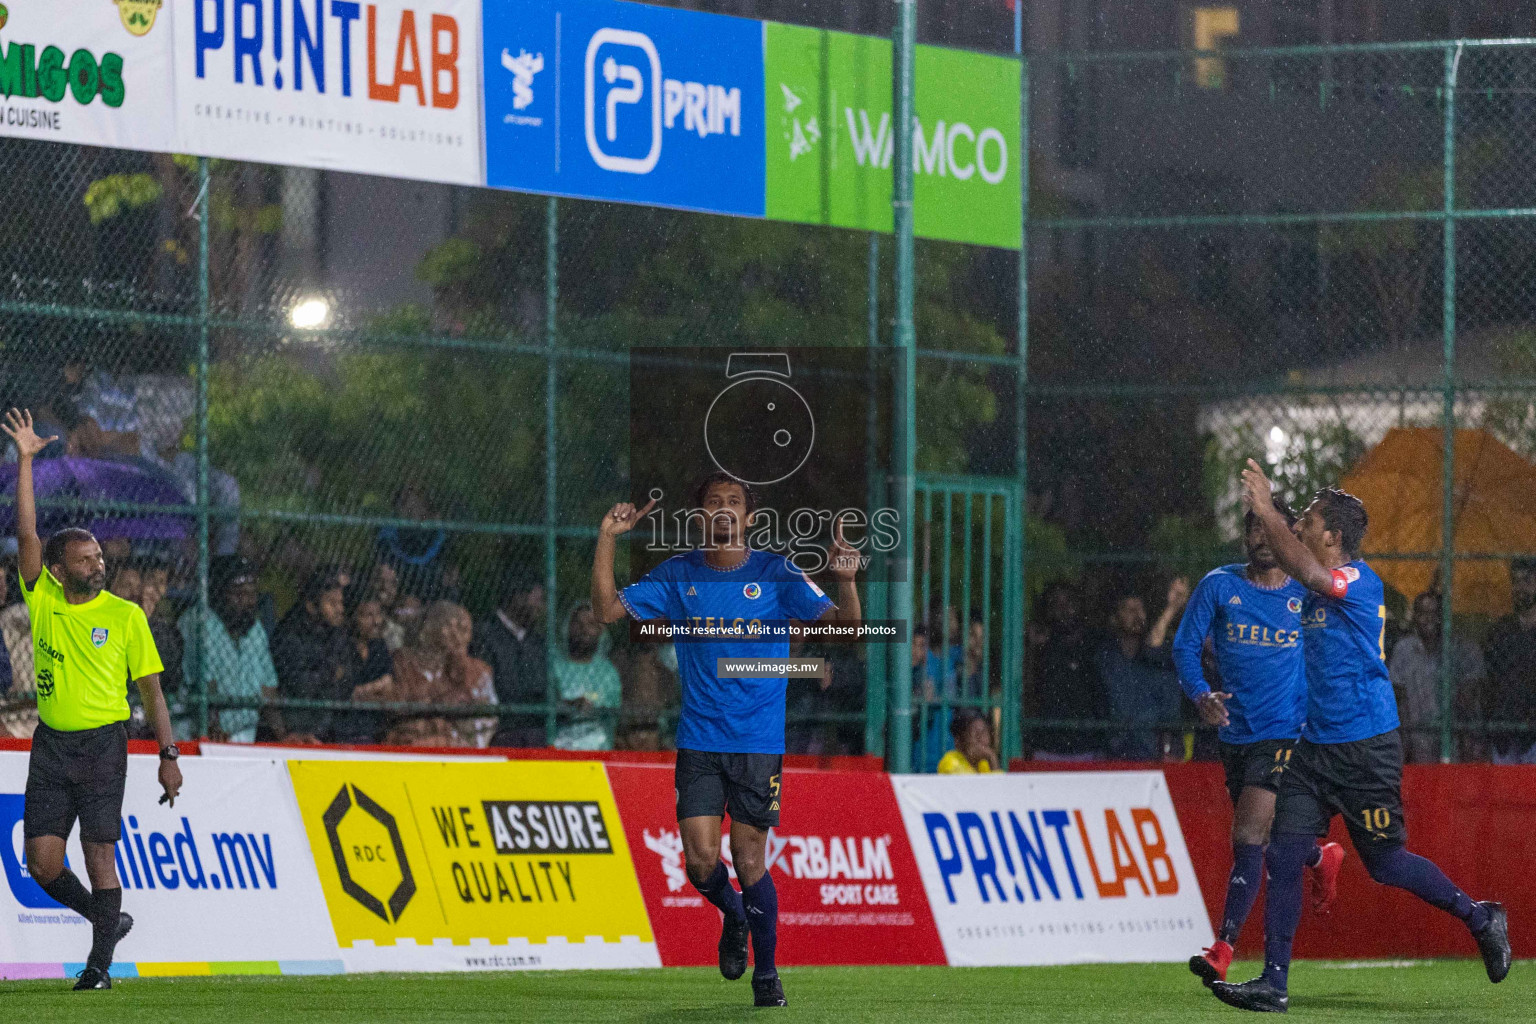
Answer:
[
  {"xmin": 287, "ymin": 758, "xmax": 659, "ymax": 972},
  {"xmin": 763, "ymin": 23, "xmax": 1021, "ymax": 249},
  {"xmin": 607, "ymin": 764, "xmax": 944, "ymax": 967},
  {"xmin": 175, "ymin": 0, "xmax": 482, "ymax": 184},
  {"xmin": 0, "ymin": 752, "xmax": 341, "ymax": 979},
  {"xmin": 892, "ymin": 772, "xmax": 1213, "ymax": 966},
  {"xmin": 482, "ymin": 0, "xmax": 765, "ymax": 217},
  {"xmin": 0, "ymin": 0, "xmax": 176, "ymax": 151}
]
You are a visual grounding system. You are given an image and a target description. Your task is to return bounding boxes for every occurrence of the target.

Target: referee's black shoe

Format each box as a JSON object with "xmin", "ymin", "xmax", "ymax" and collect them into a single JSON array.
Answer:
[
  {"xmin": 72, "ymin": 967, "xmax": 111, "ymax": 991},
  {"xmin": 718, "ymin": 913, "xmax": 748, "ymax": 981},
  {"xmin": 752, "ymin": 972, "xmax": 787, "ymax": 1007},
  {"xmin": 1210, "ymin": 977, "xmax": 1288, "ymax": 1013},
  {"xmin": 1473, "ymin": 902, "xmax": 1511, "ymax": 983}
]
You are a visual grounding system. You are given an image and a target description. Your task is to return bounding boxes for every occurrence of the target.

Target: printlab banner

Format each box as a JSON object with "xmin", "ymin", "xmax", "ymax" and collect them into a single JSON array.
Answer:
[
  {"xmin": 287, "ymin": 758, "xmax": 658, "ymax": 972},
  {"xmin": 892, "ymin": 772, "xmax": 1213, "ymax": 966},
  {"xmin": 175, "ymin": 0, "xmax": 483, "ymax": 184},
  {"xmin": 0, "ymin": 752, "xmax": 340, "ymax": 978},
  {"xmin": 482, "ymin": 0, "xmax": 765, "ymax": 217},
  {"xmin": 608, "ymin": 764, "xmax": 945, "ymax": 967},
  {"xmin": 0, "ymin": 0, "xmax": 176, "ymax": 151}
]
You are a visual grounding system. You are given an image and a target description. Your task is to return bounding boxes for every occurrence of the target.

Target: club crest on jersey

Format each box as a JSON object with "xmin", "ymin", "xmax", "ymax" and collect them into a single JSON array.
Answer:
[
  {"xmin": 742, "ymin": 582, "xmax": 762, "ymax": 600},
  {"xmin": 1287, "ymin": 597, "xmax": 1303, "ymax": 614},
  {"xmin": 90, "ymin": 627, "xmax": 109, "ymax": 648}
]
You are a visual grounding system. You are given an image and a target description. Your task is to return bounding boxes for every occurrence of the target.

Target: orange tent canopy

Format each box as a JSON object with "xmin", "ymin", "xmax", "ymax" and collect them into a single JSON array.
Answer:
[{"xmin": 1339, "ymin": 427, "xmax": 1536, "ymax": 617}]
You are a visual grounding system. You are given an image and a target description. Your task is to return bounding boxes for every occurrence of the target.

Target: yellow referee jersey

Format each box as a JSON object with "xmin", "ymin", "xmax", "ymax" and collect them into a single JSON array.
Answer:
[{"xmin": 19, "ymin": 568, "xmax": 163, "ymax": 732}]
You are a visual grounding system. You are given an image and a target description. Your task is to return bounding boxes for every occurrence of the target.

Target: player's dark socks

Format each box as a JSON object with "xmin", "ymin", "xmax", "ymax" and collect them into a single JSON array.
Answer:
[
  {"xmin": 1218, "ymin": 843, "xmax": 1266, "ymax": 944},
  {"xmin": 741, "ymin": 873, "xmax": 779, "ymax": 980},
  {"xmin": 692, "ymin": 861, "xmax": 745, "ymax": 923},
  {"xmin": 1260, "ymin": 834, "xmax": 1312, "ymax": 993},
  {"xmin": 1358, "ymin": 846, "xmax": 1488, "ymax": 930},
  {"xmin": 85, "ymin": 886, "xmax": 123, "ymax": 972},
  {"xmin": 40, "ymin": 869, "xmax": 96, "ymax": 921}
]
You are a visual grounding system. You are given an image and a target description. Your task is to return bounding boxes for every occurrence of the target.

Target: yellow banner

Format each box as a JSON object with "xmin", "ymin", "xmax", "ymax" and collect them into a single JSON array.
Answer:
[{"xmin": 288, "ymin": 760, "xmax": 654, "ymax": 948}]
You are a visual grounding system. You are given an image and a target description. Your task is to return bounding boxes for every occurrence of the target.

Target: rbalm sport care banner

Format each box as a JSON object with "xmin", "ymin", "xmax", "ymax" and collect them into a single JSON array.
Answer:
[
  {"xmin": 892, "ymin": 772, "xmax": 1214, "ymax": 966},
  {"xmin": 175, "ymin": 0, "xmax": 482, "ymax": 184},
  {"xmin": 0, "ymin": 0, "xmax": 176, "ymax": 151},
  {"xmin": 0, "ymin": 752, "xmax": 341, "ymax": 979},
  {"xmin": 608, "ymin": 764, "xmax": 945, "ymax": 966},
  {"xmin": 287, "ymin": 759, "xmax": 659, "ymax": 972}
]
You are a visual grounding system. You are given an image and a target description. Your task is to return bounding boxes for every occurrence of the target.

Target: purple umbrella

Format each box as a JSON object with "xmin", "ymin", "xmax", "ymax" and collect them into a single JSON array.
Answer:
[{"xmin": 0, "ymin": 457, "xmax": 192, "ymax": 541}]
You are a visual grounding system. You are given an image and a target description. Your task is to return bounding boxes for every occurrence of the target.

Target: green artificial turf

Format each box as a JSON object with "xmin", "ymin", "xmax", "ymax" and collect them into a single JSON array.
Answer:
[{"xmin": 0, "ymin": 960, "xmax": 1526, "ymax": 1022}]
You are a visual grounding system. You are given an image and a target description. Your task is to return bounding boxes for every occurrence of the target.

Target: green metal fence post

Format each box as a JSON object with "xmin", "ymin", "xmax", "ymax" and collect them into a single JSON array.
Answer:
[
  {"xmin": 1438, "ymin": 44, "xmax": 1461, "ymax": 763},
  {"xmin": 1010, "ymin": 52, "xmax": 1031, "ymax": 767},
  {"xmin": 545, "ymin": 196, "xmax": 560, "ymax": 747},
  {"xmin": 888, "ymin": 0, "xmax": 917, "ymax": 773},
  {"xmin": 195, "ymin": 156, "xmax": 211, "ymax": 740},
  {"xmin": 865, "ymin": 232, "xmax": 888, "ymax": 757}
]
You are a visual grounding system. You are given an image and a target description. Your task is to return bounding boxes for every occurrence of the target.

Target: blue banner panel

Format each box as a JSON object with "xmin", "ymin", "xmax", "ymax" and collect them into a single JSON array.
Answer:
[{"xmin": 483, "ymin": 0, "xmax": 765, "ymax": 217}]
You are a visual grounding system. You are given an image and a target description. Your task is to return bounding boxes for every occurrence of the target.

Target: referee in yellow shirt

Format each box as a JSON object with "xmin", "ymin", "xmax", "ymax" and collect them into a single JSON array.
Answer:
[{"xmin": 4, "ymin": 409, "xmax": 182, "ymax": 990}]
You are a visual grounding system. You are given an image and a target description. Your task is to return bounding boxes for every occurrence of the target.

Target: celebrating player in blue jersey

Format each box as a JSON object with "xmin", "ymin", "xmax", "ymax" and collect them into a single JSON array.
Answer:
[
  {"xmin": 591, "ymin": 472, "xmax": 860, "ymax": 1009},
  {"xmin": 1211, "ymin": 462, "xmax": 1510, "ymax": 1014},
  {"xmin": 1176, "ymin": 498, "xmax": 1344, "ymax": 986}
]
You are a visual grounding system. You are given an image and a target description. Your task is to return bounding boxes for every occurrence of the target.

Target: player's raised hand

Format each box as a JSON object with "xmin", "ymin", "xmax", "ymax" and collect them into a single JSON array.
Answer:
[
  {"xmin": 1240, "ymin": 459, "xmax": 1274, "ymax": 514},
  {"xmin": 1196, "ymin": 690, "xmax": 1232, "ymax": 728},
  {"xmin": 1, "ymin": 408, "xmax": 57, "ymax": 458},
  {"xmin": 826, "ymin": 514, "xmax": 860, "ymax": 582},
  {"xmin": 601, "ymin": 496, "xmax": 658, "ymax": 537}
]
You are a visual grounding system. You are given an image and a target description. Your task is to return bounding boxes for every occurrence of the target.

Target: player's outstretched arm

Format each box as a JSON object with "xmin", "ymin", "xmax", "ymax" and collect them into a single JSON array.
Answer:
[
  {"xmin": 2, "ymin": 408, "xmax": 57, "ymax": 587},
  {"xmin": 591, "ymin": 497, "xmax": 657, "ymax": 624},
  {"xmin": 134, "ymin": 673, "xmax": 183, "ymax": 806},
  {"xmin": 1241, "ymin": 459, "xmax": 1333, "ymax": 595},
  {"xmin": 820, "ymin": 515, "xmax": 862, "ymax": 625}
]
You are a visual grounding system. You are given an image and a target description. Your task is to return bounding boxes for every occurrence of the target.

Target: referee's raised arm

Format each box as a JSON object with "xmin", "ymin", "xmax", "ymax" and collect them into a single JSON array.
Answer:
[{"xmin": 2, "ymin": 407, "xmax": 57, "ymax": 588}]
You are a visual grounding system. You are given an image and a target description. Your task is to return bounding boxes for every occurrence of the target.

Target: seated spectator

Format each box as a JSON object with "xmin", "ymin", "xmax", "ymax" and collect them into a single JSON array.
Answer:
[
  {"xmin": 963, "ymin": 608, "xmax": 989, "ymax": 699},
  {"xmin": 138, "ymin": 559, "xmax": 182, "ymax": 700},
  {"xmin": 339, "ymin": 584, "xmax": 395, "ymax": 744},
  {"xmin": 270, "ymin": 569, "xmax": 354, "ymax": 743},
  {"xmin": 1390, "ymin": 591, "xmax": 1486, "ymax": 763},
  {"xmin": 357, "ymin": 600, "xmax": 495, "ymax": 747},
  {"xmin": 1484, "ymin": 558, "xmax": 1536, "ymax": 763},
  {"xmin": 554, "ymin": 602, "xmax": 622, "ymax": 751},
  {"xmin": 926, "ymin": 602, "xmax": 965, "ymax": 698},
  {"xmin": 1027, "ymin": 581, "xmax": 1108, "ymax": 760},
  {"xmin": 472, "ymin": 574, "xmax": 549, "ymax": 748},
  {"xmin": 178, "ymin": 555, "xmax": 279, "ymax": 742},
  {"xmin": 618, "ymin": 642, "xmax": 678, "ymax": 751},
  {"xmin": 366, "ymin": 564, "xmax": 407, "ymax": 651},
  {"xmin": 132, "ymin": 373, "xmax": 242, "ymax": 554},
  {"xmin": 376, "ymin": 485, "xmax": 456, "ymax": 602},
  {"xmin": 1097, "ymin": 579, "xmax": 1188, "ymax": 761},
  {"xmin": 391, "ymin": 594, "xmax": 426, "ymax": 651},
  {"xmin": 938, "ymin": 708, "xmax": 999, "ymax": 774},
  {"xmin": 0, "ymin": 564, "xmax": 35, "ymax": 739}
]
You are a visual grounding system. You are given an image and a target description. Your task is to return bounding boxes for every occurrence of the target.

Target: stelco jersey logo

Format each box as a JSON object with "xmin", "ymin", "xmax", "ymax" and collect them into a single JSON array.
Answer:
[
  {"xmin": 114, "ymin": 0, "xmax": 163, "ymax": 37},
  {"xmin": 323, "ymin": 783, "xmax": 416, "ymax": 924},
  {"xmin": 194, "ymin": 1, "xmax": 463, "ymax": 109}
]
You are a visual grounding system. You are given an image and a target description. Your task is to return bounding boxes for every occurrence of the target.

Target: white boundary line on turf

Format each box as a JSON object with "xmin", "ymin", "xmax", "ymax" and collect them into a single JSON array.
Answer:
[{"xmin": 1317, "ymin": 960, "xmax": 1427, "ymax": 969}]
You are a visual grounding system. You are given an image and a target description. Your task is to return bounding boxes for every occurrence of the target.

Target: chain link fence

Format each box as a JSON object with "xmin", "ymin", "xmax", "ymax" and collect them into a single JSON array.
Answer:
[{"xmin": 3, "ymin": 35, "xmax": 1535, "ymax": 767}]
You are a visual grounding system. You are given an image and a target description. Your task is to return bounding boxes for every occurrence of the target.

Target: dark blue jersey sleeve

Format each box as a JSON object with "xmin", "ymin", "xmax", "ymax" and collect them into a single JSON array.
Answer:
[
  {"xmin": 1173, "ymin": 573, "xmax": 1219, "ymax": 700},
  {"xmin": 620, "ymin": 560, "xmax": 676, "ymax": 621},
  {"xmin": 775, "ymin": 557, "xmax": 836, "ymax": 621}
]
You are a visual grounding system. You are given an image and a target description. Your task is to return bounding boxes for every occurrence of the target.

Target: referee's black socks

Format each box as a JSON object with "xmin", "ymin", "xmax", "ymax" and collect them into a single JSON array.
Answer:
[
  {"xmin": 85, "ymin": 887, "xmax": 123, "ymax": 972},
  {"xmin": 41, "ymin": 869, "xmax": 95, "ymax": 921}
]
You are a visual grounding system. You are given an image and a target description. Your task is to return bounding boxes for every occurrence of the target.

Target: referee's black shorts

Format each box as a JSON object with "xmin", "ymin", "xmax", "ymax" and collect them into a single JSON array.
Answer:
[
  {"xmin": 24, "ymin": 721, "xmax": 129, "ymax": 844},
  {"xmin": 675, "ymin": 749, "xmax": 782, "ymax": 829}
]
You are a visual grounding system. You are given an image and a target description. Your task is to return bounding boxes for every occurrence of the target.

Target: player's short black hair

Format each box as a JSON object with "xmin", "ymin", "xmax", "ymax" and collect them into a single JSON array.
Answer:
[
  {"xmin": 692, "ymin": 471, "xmax": 758, "ymax": 514},
  {"xmin": 1311, "ymin": 487, "xmax": 1369, "ymax": 558},
  {"xmin": 1244, "ymin": 496, "xmax": 1298, "ymax": 534},
  {"xmin": 43, "ymin": 527, "xmax": 96, "ymax": 571}
]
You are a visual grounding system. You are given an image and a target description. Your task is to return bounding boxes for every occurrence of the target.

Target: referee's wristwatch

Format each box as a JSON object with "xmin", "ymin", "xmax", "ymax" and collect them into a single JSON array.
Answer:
[{"xmin": 159, "ymin": 744, "xmax": 180, "ymax": 762}]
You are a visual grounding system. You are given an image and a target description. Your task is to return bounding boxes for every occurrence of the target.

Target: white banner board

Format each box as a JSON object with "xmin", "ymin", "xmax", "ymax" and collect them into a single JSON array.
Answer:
[
  {"xmin": 0, "ymin": 752, "xmax": 341, "ymax": 978},
  {"xmin": 173, "ymin": 0, "xmax": 482, "ymax": 184},
  {"xmin": 892, "ymin": 771, "xmax": 1214, "ymax": 966},
  {"xmin": 0, "ymin": 0, "xmax": 176, "ymax": 151}
]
